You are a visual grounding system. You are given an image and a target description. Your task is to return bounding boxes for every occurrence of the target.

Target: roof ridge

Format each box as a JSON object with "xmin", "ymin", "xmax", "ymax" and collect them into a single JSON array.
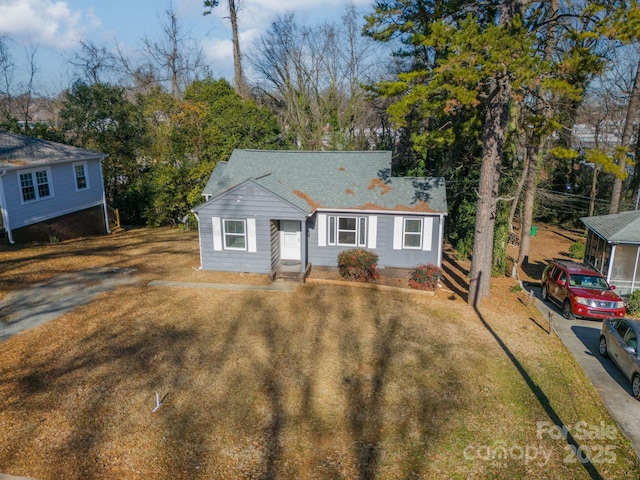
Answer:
[
  {"xmin": 614, "ymin": 211, "xmax": 640, "ymax": 238},
  {"xmin": 235, "ymin": 149, "xmax": 391, "ymax": 154}
]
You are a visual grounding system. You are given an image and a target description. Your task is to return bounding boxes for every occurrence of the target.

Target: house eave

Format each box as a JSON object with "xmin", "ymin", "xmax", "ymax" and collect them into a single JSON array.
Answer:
[
  {"xmin": 314, "ymin": 207, "xmax": 448, "ymax": 216},
  {"xmin": 0, "ymin": 153, "xmax": 108, "ymax": 170}
]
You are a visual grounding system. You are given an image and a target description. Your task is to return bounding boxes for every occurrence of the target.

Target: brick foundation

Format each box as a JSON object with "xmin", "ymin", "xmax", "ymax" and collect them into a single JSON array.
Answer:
[{"xmin": 11, "ymin": 205, "xmax": 108, "ymax": 243}]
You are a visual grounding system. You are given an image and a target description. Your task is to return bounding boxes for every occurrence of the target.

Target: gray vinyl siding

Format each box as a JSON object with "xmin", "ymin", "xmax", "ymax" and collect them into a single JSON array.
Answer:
[
  {"xmin": 307, "ymin": 212, "xmax": 443, "ymax": 269},
  {"xmin": 196, "ymin": 182, "xmax": 305, "ymax": 273},
  {"xmin": 2, "ymin": 159, "xmax": 104, "ymax": 228},
  {"xmin": 380, "ymin": 215, "xmax": 442, "ymax": 268}
]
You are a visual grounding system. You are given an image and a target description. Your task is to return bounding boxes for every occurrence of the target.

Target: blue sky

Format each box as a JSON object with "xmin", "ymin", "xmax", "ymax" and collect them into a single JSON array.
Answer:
[{"xmin": 0, "ymin": 0, "xmax": 374, "ymax": 93}]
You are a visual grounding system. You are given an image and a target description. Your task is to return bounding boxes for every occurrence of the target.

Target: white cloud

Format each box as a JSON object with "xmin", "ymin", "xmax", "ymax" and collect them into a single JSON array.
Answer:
[
  {"xmin": 203, "ymin": 37, "xmax": 233, "ymax": 63},
  {"xmin": 0, "ymin": 0, "xmax": 97, "ymax": 49}
]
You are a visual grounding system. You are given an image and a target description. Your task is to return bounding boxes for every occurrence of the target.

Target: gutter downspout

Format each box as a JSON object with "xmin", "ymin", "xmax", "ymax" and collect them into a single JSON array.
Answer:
[
  {"xmin": 607, "ymin": 243, "xmax": 615, "ymax": 284},
  {"xmin": 98, "ymin": 155, "xmax": 111, "ymax": 234},
  {"xmin": 437, "ymin": 213, "xmax": 445, "ymax": 269},
  {"xmin": 0, "ymin": 169, "xmax": 15, "ymax": 244},
  {"xmin": 193, "ymin": 211, "xmax": 203, "ymax": 270}
]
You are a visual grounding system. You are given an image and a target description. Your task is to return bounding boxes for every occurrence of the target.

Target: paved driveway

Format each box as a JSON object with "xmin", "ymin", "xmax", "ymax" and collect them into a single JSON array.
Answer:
[
  {"xmin": 0, "ymin": 271, "xmax": 299, "ymax": 343},
  {"xmin": 526, "ymin": 282, "xmax": 640, "ymax": 458},
  {"xmin": 0, "ymin": 267, "xmax": 138, "ymax": 342}
]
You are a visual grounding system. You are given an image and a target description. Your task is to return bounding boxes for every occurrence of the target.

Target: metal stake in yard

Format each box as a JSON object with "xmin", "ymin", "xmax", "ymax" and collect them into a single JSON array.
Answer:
[
  {"xmin": 152, "ymin": 392, "xmax": 163, "ymax": 412},
  {"xmin": 548, "ymin": 311, "xmax": 553, "ymax": 335},
  {"xmin": 527, "ymin": 289, "xmax": 534, "ymax": 306}
]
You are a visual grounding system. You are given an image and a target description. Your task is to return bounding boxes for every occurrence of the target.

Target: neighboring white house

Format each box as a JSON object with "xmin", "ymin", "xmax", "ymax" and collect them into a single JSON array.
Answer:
[{"xmin": 581, "ymin": 210, "xmax": 640, "ymax": 297}]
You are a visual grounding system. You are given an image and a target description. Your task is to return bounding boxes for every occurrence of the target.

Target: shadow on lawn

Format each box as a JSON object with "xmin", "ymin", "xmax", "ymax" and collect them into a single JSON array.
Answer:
[
  {"xmin": 239, "ymin": 286, "xmax": 459, "ymax": 480},
  {"xmin": 473, "ymin": 274, "xmax": 604, "ymax": 480},
  {"xmin": 0, "ymin": 280, "xmax": 464, "ymax": 479},
  {"xmin": 0, "ymin": 307, "xmax": 199, "ymax": 478},
  {"xmin": 0, "ymin": 229, "xmax": 199, "ymax": 293},
  {"xmin": 339, "ymin": 298, "xmax": 399, "ymax": 480}
]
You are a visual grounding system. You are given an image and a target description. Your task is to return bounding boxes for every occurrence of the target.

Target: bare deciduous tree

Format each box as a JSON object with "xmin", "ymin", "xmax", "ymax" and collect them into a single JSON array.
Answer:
[
  {"xmin": 204, "ymin": 0, "xmax": 249, "ymax": 98},
  {"xmin": 69, "ymin": 40, "xmax": 117, "ymax": 85},
  {"xmin": 0, "ymin": 36, "xmax": 15, "ymax": 122},
  {"xmin": 609, "ymin": 58, "xmax": 640, "ymax": 214},
  {"xmin": 142, "ymin": 3, "xmax": 207, "ymax": 98},
  {"xmin": 250, "ymin": 4, "xmax": 379, "ymax": 150}
]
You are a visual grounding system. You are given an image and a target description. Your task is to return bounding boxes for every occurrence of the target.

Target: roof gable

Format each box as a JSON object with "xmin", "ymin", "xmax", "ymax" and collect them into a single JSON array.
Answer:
[
  {"xmin": 581, "ymin": 210, "xmax": 640, "ymax": 243},
  {"xmin": 202, "ymin": 149, "xmax": 448, "ymax": 214},
  {"xmin": 193, "ymin": 178, "xmax": 308, "ymax": 215},
  {"xmin": 0, "ymin": 130, "xmax": 106, "ymax": 168}
]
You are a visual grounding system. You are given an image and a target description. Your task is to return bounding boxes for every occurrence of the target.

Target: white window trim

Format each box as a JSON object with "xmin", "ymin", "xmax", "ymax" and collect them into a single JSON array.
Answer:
[
  {"xmin": 368, "ymin": 216, "xmax": 377, "ymax": 249},
  {"xmin": 422, "ymin": 217, "xmax": 433, "ymax": 251},
  {"xmin": 223, "ymin": 219, "xmax": 247, "ymax": 251},
  {"xmin": 327, "ymin": 215, "xmax": 367, "ymax": 247},
  {"xmin": 403, "ymin": 218, "xmax": 423, "ymax": 250},
  {"xmin": 73, "ymin": 161, "xmax": 90, "ymax": 191},
  {"xmin": 247, "ymin": 218, "xmax": 257, "ymax": 253},
  {"xmin": 212, "ymin": 217, "xmax": 222, "ymax": 251},
  {"xmin": 317, "ymin": 213, "xmax": 327, "ymax": 247},
  {"xmin": 328, "ymin": 216, "xmax": 336, "ymax": 246},
  {"xmin": 17, "ymin": 167, "xmax": 54, "ymax": 204}
]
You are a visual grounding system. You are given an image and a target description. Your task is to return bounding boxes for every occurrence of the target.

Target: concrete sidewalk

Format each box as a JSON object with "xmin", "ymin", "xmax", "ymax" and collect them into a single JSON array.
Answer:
[{"xmin": 147, "ymin": 280, "xmax": 297, "ymax": 291}]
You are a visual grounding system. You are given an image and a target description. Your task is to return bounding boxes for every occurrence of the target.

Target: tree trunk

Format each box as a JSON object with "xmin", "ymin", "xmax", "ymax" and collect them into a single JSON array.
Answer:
[
  {"xmin": 517, "ymin": 0, "xmax": 558, "ymax": 263},
  {"xmin": 590, "ymin": 166, "xmax": 599, "ymax": 217},
  {"xmin": 468, "ymin": 0, "xmax": 523, "ymax": 307},
  {"xmin": 518, "ymin": 143, "xmax": 538, "ymax": 265},
  {"xmin": 508, "ymin": 151, "xmax": 528, "ymax": 232},
  {"xmin": 609, "ymin": 58, "xmax": 640, "ymax": 214},
  {"xmin": 228, "ymin": 0, "xmax": 248, "ymax": 98},
  {"xmin": 468, "ymin": 74, "xmax": 512, "ymax": 307}
]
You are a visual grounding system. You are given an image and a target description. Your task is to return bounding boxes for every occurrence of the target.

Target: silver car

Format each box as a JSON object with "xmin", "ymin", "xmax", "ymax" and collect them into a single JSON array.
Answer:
[{"xmin": 599, "ymin": 318, "xmax": 640, "ymax": 400}]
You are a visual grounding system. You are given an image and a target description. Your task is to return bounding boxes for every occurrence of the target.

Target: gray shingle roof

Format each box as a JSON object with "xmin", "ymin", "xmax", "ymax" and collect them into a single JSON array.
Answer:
[
  {"xmin": 0, "ymin": 130, "xmax": 106, "ymax": 168},
  {"xmin": 580, "ymin": 210, "xmax": 640, "ymax": 244},
  {"xmin": 201, "ymin": 149, "xmax": 448, "ymax": 214}
]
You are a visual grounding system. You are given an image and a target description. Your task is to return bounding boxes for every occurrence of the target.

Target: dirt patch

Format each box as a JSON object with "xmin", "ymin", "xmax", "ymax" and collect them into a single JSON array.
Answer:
[{"xmin": 437, "ymin": 223, "xmax": 584, "ymax": 302}]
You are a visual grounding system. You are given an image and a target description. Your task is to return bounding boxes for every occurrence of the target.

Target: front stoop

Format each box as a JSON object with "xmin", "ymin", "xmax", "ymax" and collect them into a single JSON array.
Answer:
[{"xmin": 269, "ymin": 263, "xmax": 312, "ymax": 283}]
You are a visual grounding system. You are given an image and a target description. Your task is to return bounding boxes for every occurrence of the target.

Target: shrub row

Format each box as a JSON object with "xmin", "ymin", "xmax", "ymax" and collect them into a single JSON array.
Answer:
[{"xmin": 337, "ymin": 249, "xmax": 441, "ymax": 290}]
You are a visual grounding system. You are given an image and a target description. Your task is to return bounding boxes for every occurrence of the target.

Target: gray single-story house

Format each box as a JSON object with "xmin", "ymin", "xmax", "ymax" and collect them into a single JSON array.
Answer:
[
  {"xmin": 581, "ymin": 210, "xmax": 640, "ymax": 297},
  {"xmin": 0, "ymin": 130, "xmax": 110, "ymax": 243},
  {"xmin": 192, "ymin": 149, "xmax": 448, "ymax": 280}
]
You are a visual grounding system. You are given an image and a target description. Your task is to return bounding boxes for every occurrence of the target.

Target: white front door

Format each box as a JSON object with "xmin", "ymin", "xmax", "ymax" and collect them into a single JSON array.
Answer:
[{"xmin": 280, "ymin": 220, "xmax": 301, "ymax": 261}]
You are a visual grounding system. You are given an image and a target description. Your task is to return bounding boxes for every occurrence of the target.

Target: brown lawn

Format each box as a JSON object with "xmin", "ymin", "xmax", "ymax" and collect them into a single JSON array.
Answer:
[{"xmin": 0, "ymin": 226, "xmax": 638, "ymax": 479}]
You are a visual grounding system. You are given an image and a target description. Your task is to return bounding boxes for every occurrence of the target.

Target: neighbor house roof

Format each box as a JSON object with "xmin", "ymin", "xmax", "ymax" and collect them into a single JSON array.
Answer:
[
  {"xmin": 0, "ymin": 130, "xmax": 106, "ymax": 169},
  {"xmin": 581, "ymin": 210, "xmax": 640, "ymax": 244},
  {"xmin": 200, "ymin": 149, "xmax": 448, "ymax": 214}
]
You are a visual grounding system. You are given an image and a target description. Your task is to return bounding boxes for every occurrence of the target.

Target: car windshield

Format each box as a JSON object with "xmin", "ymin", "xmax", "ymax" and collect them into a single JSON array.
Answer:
[{"xmin": 569, "ymin": 274, "xmax": 608, "ymax": 289}]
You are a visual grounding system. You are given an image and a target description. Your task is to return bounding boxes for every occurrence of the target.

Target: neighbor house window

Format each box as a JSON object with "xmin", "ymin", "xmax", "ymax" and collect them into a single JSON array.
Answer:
[
  {"xmin": 403, "ymin": 218, "xmax": 423, "ymax": 249},
  {"xmin": 18, "ymin": 168, "xmax": 52, "ymax": 203},
  {"xmin": 327, "ymin": 216, "xmax": 366, "ymax": 246},
  {"xmin": 223, "ymin": 219, "xmax": 247, "ymax": 250},
  {"xmin": 73, "ymin": 162, "xmax": 89, "ymax": 191}
]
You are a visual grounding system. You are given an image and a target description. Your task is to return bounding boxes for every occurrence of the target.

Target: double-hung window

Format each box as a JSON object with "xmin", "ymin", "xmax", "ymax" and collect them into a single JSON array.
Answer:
[
  {"xmin": 18, "ymin": 168, "xmax": 52, "ymax": 203},
  {"xmin": 328, "ymin": 216, "xmax": 367, "ymax": 246},
  {"xmin": 403, "ymin": 218, "xmax": 423, "ymax": 249},
  {"xmin": 223, "ymin": 219, "xmax": 247, "ymax": 250},
  {"xmin": 73, "ymin": 162, "xmax": 89, "ymax": 191}
]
